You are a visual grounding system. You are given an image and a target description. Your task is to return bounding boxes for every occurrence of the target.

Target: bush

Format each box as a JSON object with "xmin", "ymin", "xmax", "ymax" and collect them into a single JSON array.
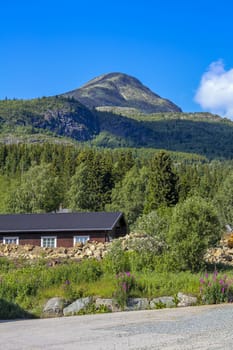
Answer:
[{"xmin": 167, "ymin": 196, "xmax": 221, "ymax": 272}]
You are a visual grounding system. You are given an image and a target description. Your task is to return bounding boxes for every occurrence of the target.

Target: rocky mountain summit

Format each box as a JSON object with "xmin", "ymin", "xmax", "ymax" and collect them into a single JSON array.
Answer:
[{"xmin": 62, "ymin": 72, "xmax": 182, "ymax": 114}]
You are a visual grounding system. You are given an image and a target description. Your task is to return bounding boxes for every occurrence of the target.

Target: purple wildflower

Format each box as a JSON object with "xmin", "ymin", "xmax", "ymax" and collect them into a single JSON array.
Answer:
[
  {"xmin": 200, "ymin": 278, "xmax": 205, "ymax": 284},
  {"xmin": 125, "ymin": 271, "xmax": 131, "ymax": 277},
  {"xmin": 65, "ymin": 279, "xmax": 70, "ymax": 285},
  {"xmin": 221, "ymin": 287, "xmax": 225, "ymax": 294},
  {"xmin": 205, "ymin": 273, "xmax": 209, "ymax": 279}
]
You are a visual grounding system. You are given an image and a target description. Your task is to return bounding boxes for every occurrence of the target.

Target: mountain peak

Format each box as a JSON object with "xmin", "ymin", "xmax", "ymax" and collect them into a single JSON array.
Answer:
[
  {"xmin": 81, "ymin": 72, "xmax": 145, "ymax": 88},
  {"xmin": 62, "ymin": 72, "xmax": 182, "ymax": 114}
]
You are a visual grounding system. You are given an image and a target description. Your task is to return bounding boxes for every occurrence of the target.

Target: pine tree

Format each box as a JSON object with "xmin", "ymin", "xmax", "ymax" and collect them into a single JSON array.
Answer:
[{"xmin": 144, "ymin": 151, "xmax": 179, "ymax": 213}]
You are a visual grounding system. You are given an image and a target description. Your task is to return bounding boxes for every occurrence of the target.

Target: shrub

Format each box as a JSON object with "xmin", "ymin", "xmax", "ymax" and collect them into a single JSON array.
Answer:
[
  {"xmin": 167, "ymin": 196, "xmax": 221, "ymax": 272},
  {"xmin": 200, "ymin": 271, "xmax": 233, "ymax": 304}
]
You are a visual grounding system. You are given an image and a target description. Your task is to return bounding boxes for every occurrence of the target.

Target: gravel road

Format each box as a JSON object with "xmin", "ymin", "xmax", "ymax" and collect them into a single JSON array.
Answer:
[{"xmin": 1, "ymin": 304, "xmax": 233, "ymax": 349}]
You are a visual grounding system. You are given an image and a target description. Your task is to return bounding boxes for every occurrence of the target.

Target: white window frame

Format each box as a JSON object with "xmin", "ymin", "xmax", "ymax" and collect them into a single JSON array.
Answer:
[
  {"xmin": 41, "ymin": 236, "xmax": 57, "ymax": 248},
  {"xmin": 3, "ymin": 237, "xmax": 19, "ymax": 245},
  {"xmin": 73, "ymin": 235, "xmax": 90, "ymax": 246}
]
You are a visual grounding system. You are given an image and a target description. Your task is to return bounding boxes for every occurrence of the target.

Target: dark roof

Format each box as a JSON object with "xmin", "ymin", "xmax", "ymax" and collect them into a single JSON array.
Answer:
[{"xmin": 0, "ymin": 212, "xmax": 124, "ymax": 233}]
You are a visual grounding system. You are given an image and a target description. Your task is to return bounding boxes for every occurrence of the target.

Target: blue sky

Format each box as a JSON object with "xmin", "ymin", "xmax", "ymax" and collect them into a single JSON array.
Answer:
[{"xmin": 1, "ymin": 0, "xmax": 233, "ymax": 116}]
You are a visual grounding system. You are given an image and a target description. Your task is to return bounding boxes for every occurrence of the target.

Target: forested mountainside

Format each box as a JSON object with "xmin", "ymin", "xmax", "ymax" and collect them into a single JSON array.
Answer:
[
  {"xmin": 0, "ymin": 97, "xmax": 99, "ymax": 141},
  {"xmin": 0, "ymin": 72, "xmax": 233, "ymax": 159},
  {"xmin": 94, "ymin": 111, "xmax": 233, "ymax": 158},
  {"xmin": 0, "ymin": 97, "xmax": 233, "ymax": 159}
]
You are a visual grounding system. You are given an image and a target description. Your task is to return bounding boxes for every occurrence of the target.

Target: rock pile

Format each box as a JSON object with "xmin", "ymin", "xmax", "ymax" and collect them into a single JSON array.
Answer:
[
  {"xmin": 1, "ymin": 231, "xmax": 233, "ymax": 267},
  {"xmin": 204, "ymin": 233, "xmax": 233, "ymax": 266},
  {"xmin": 0, "ymin": 233, "xmax": 154, "ymax": 262},
  {"xmin": 0, "ymin": 241, "xmax": 110, "ymax": 261}
]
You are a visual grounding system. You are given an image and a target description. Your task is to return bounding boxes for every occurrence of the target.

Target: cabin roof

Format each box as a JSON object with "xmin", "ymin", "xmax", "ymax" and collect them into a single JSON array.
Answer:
[{"xmin": 0, "ymin": 212, "xmax": 124, "ymax": 233}]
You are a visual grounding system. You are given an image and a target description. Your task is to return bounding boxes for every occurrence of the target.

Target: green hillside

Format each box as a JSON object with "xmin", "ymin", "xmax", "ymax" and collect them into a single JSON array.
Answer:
[
  {"xmin": 95, "ymin": 111, "xmax": 233, "ymax": 159},
  {"xmin": 0, "ymin": 96, "xmax": 99, "ymax": 141},
  {"xmin": 0, "ymin": 97, "xmax": 233, "ymax": 159}
]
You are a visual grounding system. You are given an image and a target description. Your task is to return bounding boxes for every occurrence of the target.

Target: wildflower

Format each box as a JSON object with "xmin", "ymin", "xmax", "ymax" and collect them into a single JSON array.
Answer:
[
  {"xmin": 125, "ymin": 271, "xmax": 131, "ymax": 277},
  {"xmin": 205, "ymin": 273, "xmax": 209, "ymax": 279},
  {"xmin": 219, "ymin": 279, "xmax": 224, "ymax": 285},
  {"xmin": 221, "ymin": 287, "xmax": 225, "ymax": 294},
  {"xmin": 65, "ymin": 279, "xmax": 70, "ymax": 285},
  {"xmin": 200, "ymin": 278, "xmax": 205, "ymax": 284}
]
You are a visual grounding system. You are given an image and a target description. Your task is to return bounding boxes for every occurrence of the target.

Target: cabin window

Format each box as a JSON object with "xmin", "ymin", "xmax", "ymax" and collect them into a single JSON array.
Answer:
[
  {"xmin": 3, "ymin": 237, "xmax": 19, "ymax": 245},
  {"xmin": 73, "ymin": 235, "xmax": 90, "ymax": 246},
  {"xmin": 41, "ymin": 236, "xmax": 57, "ymax": 248}
]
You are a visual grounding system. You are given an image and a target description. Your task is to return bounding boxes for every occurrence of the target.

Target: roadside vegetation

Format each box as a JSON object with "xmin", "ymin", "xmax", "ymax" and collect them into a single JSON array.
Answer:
[{"xmin": 0, "ymin": 251, "xmax": 233, "ymax": 319}]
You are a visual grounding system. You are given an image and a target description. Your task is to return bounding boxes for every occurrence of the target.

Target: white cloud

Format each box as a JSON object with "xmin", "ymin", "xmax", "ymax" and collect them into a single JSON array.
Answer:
[{"xmin": 195, "ymin": 60, "xmax": 233, "ymax": 119}]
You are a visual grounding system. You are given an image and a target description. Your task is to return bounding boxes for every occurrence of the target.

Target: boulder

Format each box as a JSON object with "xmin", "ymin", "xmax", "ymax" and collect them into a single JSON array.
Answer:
[
  {"xmin": 177, "ymin": 292, "xmax": 197, "ymax": 307},
  {"xmin": 95, "ymin": 298, "xmax": 118, "ymax": 312},
  {"xmin": 42, "ymin": 297, "xmax": 65, "ymax": 317},
  {"xmin": 150, "ymin": 296, "xmax": 176, "ymax": 309},
  {"xmin": 63, "ymin": 297, "xmax": 92, "ymax": 316},
  {"xmin": 126, "ymin": 298, "xmax": 149, "ymax": 311}
]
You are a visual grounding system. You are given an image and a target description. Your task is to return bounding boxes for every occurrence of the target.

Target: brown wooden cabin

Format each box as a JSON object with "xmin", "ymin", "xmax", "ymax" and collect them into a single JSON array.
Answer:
[{"xmin": 0, "ymin": 212, "xmax": 127, "ymax": 248}]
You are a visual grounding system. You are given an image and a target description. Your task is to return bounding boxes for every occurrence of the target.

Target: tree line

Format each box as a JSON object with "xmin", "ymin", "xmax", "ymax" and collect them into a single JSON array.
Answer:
[{"xmin": 0, "ymin": 143, "xmax": 231, "ymax": 223}]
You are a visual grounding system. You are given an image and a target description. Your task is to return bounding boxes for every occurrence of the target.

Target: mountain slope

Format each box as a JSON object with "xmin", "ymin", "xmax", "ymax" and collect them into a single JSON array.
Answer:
[
  {"xmin": 62, "ymin": 72, "xmax": 182, "ymax": 114},
  {"xmin": 93, "ymin": 111, "xmax": 233, "ymax": 159},
  {"xmin": 0, "ymin": 97, "xmax": 99, "ymax": 141},
  {"xmin": 1, "ymin": 74, "xmax": 233, "ymax": 159}
]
